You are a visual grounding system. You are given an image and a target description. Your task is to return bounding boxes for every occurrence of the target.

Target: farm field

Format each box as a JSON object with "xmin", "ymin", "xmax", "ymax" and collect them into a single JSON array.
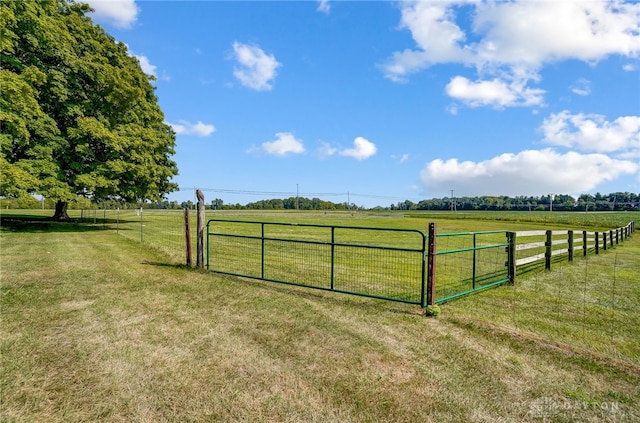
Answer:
[
  {"xmin": 1, "ymin": 211, "xmax": 639, "ymax": 422},
  {"xmin": 4, "ymin": 208, "xmax": 637, "ymax": 263}
]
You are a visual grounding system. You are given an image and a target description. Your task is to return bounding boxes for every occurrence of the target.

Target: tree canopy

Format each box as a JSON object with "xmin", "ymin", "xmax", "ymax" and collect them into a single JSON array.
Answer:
[{"xmin": 0, "ymin": 0, "xmax": 178, "ymax": 217}]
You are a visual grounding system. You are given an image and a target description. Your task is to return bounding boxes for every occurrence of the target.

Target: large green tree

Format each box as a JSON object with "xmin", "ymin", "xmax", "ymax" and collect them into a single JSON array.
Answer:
[{"xmin": 1, "ymin": 0, "xmax": 178, "ymax": 218}]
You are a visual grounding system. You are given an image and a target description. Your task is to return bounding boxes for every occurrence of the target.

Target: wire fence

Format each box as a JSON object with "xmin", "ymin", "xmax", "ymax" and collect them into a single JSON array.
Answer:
[
  {"xmin": 12, "ymin": 207, "xmax": 637, "ymax": 369},
  {"xmin": 79, "ymin": 208, "xmax": 195, "ymax": 265},
  {"xmin": 455, "ymin": 246, "xmax": 640, "ymax": 365},
  {"xmin": 73, "ymin": 209, "xmax": 638, "ymax": 356}
]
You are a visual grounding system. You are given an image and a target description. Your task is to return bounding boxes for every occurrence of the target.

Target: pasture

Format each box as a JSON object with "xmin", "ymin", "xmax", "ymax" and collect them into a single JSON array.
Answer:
[{"xmin": 1, "ymin": 210, "xmax": 639, "ymax": 422}]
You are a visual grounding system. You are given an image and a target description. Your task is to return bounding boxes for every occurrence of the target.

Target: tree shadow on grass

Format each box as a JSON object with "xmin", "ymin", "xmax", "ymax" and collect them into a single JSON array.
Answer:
[{"xmin": 0, "ymin": 216, "xmax": 111, "ymax": 233}]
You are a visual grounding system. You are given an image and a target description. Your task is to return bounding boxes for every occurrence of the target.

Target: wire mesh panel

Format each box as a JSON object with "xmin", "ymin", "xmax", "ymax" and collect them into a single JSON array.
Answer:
[
  {"xmin": 435, "ymin": 231, "xmax": 510, "ymax": 303},
  {"xmin": 210, "ymin": 234, "xmax": 262, "ymax": 278},
  {"xmin": 489, "ymin": 249, "xmax": 639, "ymax": 364},
  {"xmin": 333, "ymin": 245, "xmax": 424, "ymax": 303},
  {"xmin": 113, "ymin": 209, "xmax": 194, "ymax": 264},
  {"xmin": 263, "ymin": 239, "xmax": 332, "ymax": 288},
  {"xmin": 207, "ymin": 219, "xmax": 426, "ymax": 305}
]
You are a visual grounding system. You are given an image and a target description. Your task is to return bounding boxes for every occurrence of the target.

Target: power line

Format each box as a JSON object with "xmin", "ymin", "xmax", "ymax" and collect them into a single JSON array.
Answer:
[{"xmin": 183, "ymin": 187, "xmax": 418, "ymax": 202}]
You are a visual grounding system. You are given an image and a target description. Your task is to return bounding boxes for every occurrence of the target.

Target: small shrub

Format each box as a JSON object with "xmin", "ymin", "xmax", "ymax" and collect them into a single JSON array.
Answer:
[{"xmin": 425, "ymin": 304, "xmax": 441, "ymax": 317}]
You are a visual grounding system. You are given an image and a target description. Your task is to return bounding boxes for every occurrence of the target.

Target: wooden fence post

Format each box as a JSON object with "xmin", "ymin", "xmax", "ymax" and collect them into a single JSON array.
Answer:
[
  {"xmin": 184, "ymin": 208, "xmax": 192, "ymax": 267},
  {"xmin": 595, "ymin": 232, "xmax": 600, "ymax": 254},
  {"xmin": 426, "ymin": 223, "xmax": 437, "ymax": 306},
  {"xmin": 582, "ymin": 231, "xmax": 587, "ymax": 257},
  {"xmin": 545, "ymin": 230, "xmax": 552, "ymax": 270},
  {"xmin": 196, "ymin": 190, "xmax": 205, "ymax": 269},
  {"xmin": 568, "ymin": 230, "xmax": 574, "ymax": 262}
]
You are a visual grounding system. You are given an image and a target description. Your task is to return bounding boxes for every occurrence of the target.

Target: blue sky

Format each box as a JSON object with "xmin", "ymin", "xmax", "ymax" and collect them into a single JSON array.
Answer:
[{"xmin": 88, "ymin": 0, "xmax": 639, "ymax": 208}]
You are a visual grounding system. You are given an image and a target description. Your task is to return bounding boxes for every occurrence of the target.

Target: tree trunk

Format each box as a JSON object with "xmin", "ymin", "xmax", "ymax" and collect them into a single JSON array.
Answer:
[{"xmin": 52, "ymin": 200, "xmax": 70, "ymax": 220}]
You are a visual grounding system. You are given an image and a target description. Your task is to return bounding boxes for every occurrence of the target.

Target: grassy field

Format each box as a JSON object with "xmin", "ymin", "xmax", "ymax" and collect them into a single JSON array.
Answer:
[
  {"xmin": 0, "ymin": 216, "xmax": 640, "ymax": 422},
  {"xmin": 1, "ymin": 211, "xmax": 639, "ymax": 422},
  {"xmin": 3, "ymin": 208, "xmax": 637, "ymax": 311}
]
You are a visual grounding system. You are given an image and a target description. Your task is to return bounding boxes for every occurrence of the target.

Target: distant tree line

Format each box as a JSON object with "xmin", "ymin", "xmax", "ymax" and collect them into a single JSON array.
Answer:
[
  {"xmin": 2, "ymin": 192, "xmax": 638, "ymax": 212},
  {"xmin": 389, "ymin": 193, "xmax": 640, "ymax": 212},
  {"xmin": 204, "ymin": 192, "xmax": 638, "ymax": 212},
  {"xmin": 235, "ymin": 197, "xmax": 361, "ymax": 211}
]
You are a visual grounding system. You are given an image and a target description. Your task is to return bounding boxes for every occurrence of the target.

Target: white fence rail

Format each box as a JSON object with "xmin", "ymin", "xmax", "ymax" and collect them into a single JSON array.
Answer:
[{"xmin": 510, "ymin": 222, "xmax": 635, "ymax": 272}]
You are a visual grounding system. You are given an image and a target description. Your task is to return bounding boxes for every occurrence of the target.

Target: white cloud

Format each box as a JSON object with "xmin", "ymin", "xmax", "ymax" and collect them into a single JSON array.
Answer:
[
  {"xmin": 384, "ymin": 0, "xmax": 640, "ymax": 106},
  {"xmin": 87, "ymin": 0, "xmax": 139, "ymax": 29},
  {"xmin": 133, "ymin": 54, "xmax": 156, "ymax": 77},
  {"xmin": 388, "ymin": 0, "xmax": 640, "ymax": 73},
  {"xmin": 123, "ymin": 43, "xmax": 160, "ymax": 79},
  {"xmin": 419, "ymin": 149, "xmax": 638, "ymax": 197},
  {"xmin": 383, "ymin": 1, "xmax": 471, "ymax": 83},
  {"xmin": 420, "ymin": 110, "xmax": 640, "ymax": 196},
  {"xmin": 317, "ymin": 0, "xmax": 330, "ymax": 14},
  {"xmin": 541, "ymin": 111, "xmax": 640, "ymax": 153},
  {"xmin": 167, "ymin": 120, "xmax": 216, "ymax": 137},
  {"xmin": 392, "ymin": 153, "xmax": 410, "ymax": 163},
  {"xmin": 472, "ymin": 1, "xmax": 640, "ymax": 66},
  {"xmin": 570, "ymin": 78, "xmax": 591, "ymax": 96},
  {"xmin": 317, "ymin": 138, "xmax": 379, "ymax": 160},
  {"xmin": 232, "ymin": 42, "xmax": 281, "ymax": 91},
  {"xmin": 623, "ymin": 63, "xmax": 638, "ymax": 71},
  {"xmin": 317, "ymin": 142, "xmax": 338, "ymax": 159},
  {"xmin": 445, "ymin": 75, "xmax": 545, "ymax": 108},
  {"xmin": 339, "ymin": 137, "xmax": 377, "ymax": 160},
  {"xmin": 259, "ymin": 132, "xmax": 305, "ymax": 157}
]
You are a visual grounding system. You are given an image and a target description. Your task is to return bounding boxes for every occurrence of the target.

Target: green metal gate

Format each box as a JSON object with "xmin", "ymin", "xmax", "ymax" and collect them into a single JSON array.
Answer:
[
  {"xmin": 207, "ymin": 219, "xmax": 427, "ymax": 305},
  {"xmin": 430, "ymin": 228, "xmax": 512, "ymax": 304},
  {"xmin": 206, "ymin": 219, "xmax": 512, "ymax": 307}
]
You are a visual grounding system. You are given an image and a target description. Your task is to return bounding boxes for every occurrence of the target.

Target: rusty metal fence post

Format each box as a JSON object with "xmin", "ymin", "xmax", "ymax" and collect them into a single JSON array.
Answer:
[
  {"xmin": 426, "ymin": 222, "xmax": 437, "ymax": 306},
  {"xmin": 507, "ymin": 232, "xmax": 516, "ymax": 284},
  {"xmin": 196, "ymin": 192, "xmax": 205, "ymax": 269}
]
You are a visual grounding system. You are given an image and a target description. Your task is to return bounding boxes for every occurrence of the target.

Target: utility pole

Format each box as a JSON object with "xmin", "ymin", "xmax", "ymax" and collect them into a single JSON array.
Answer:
[
  {"xmin": 450, "ymin": 189, "xmax": 456, "ymax": 212},
  {"xmin": 550, "ymin": 194, "xmax": 554, "ymax": 212},
  {"xmin": 296, "ymin": 183, "xmax": 299, "ymax": 210}
]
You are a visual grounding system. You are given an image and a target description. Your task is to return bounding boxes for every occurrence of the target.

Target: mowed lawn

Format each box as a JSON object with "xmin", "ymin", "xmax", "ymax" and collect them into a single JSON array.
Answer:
[{"xmin": 1, "ymin": 220, "xmax": 639, "ymax": 422}]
